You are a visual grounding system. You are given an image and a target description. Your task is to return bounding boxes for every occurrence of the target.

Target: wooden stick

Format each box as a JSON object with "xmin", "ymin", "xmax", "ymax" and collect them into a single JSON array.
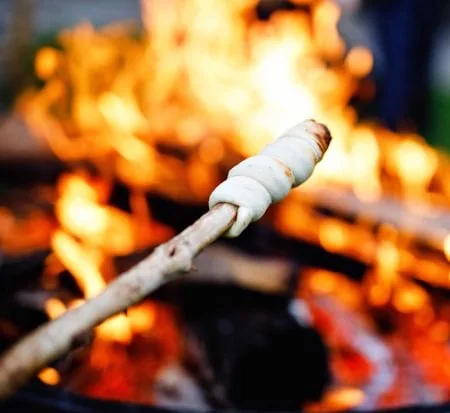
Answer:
[{"xmin": 0, "ymin": 120, "xmax": 331, "ymax": 399}]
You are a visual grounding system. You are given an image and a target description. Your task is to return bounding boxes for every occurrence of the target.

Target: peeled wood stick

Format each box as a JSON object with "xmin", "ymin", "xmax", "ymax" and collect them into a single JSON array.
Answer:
[{"xmin": 0, "ymin": 119, "xmax": 331, "ymax": 399}]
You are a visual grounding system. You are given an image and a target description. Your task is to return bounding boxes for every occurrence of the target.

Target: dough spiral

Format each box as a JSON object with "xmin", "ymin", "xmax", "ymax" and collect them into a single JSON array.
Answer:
[{"xmin": 208, "ymin": 120, "xmax": 332, "ymax": 237}]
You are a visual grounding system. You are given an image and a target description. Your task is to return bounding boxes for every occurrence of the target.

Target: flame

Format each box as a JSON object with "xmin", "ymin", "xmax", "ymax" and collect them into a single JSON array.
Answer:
[
  {"xmin": 303, "ymin": 269, "xmax": 362, "ymax": 309},
  {"xmin": 312, "ymin": 1, "xmax": 346, "ymax": 61},
  {"xmin": 323, "ymin": 387, "xmax": 365, "ymax": 408},
  {"xmin": 68, "ymin": 299, "xmax": 86, "ymax": 310},
  {"xmin": 349, "ymin": 126, "xmax": 381, "ymax": 201},
  {"xmin": 52, "ymin": 230, "xmax": 106, "ymax": 297},
  {"xmin": 96, "ymin": 314, "xmax": 133, "ymax": 344},
  {"xmin": 99, "ymin": 92, "xmax": 148, "ymax": 134},
  {"xmin": 35, "ymin": 47, "xmax": 60, "ymax": 80},
  {"xmin": 428, "ymin": 321, "xmax": 450, "ymax": 343},
  {"xmin": 393, "ymin": 137, "xmax": 439, "ymax": 196},
  {"xmin": 414, "ymin": 306, "xmax": 435, "ymax": 327},
  {"xmin": 128, "ymin": 302, "xmax": 157, "ymax": 334},
  {"xmin": 51, "ymin": 230, "xmax": 132, "ymax": 343},
  {"xmin": 309, "ymin": 270, "xmax": 337, "ymax": 294},
  {"xmin": 55, "ymin": 174, "xmax": 135, "ymax": 255},
  {"xmin": 443, "ymin": 235, "xmax": 450, "ymax": 261},
  {"xmin": 306, "ymin": 386, "xmax": 365, "ymax": 412},
  {"xmin": 345, "ymin": 46, "xmax": 373, "ymax": 79},
  {"xmin": 392, "ymin": 281, "xmax": 429, "ymax": 314},
  {"xmin": 38, "ymin": 367, "xmax": 60, "ymax": 386},
  {"xmin": 18, "ymin": 0, "xmax": 446, "ymax": 207},
  {"xmin": 367, "ymin": 228, "xmax": 401, "ymax": 306},
  {"xmin": 45, "ymin": 298, "xmax": 67, "ymax": 320},
  {"xmin": 319, "ymin": 219, "xmax": 349, "ymax": 253},
  {"xmin": 17, "ymin": 0, "xmax": 363, "ymax": 176}
]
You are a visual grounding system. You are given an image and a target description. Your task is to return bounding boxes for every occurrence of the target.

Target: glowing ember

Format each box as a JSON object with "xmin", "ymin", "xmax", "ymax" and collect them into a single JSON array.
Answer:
[
  {"xmin": 38, "ymin": 367, "xmax": 60, "ymax": 386},
  {"xmin": 307, "ymin": 386, "xmax": 366, "ymax": 412}
]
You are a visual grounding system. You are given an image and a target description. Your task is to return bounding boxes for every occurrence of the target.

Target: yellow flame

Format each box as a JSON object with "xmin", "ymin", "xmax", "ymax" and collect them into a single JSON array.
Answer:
[
  {"xmin": 308, "ymin": 270, "xmax": 338, "ymax": 295},
  {"xmin": 99, "ymin": 92, "xmax": 147, "ymax": 134},
  {"xmin": 345, "ymin": 46, "xmax": 373, "ymax": 78},
  {"xmin": 18, "ymin": 0, "xmax": 375, "ymax": 184},
  {"xmin": 68, "ymin": 298, "xmax": 86, "ymax": 310},
  {"xmin": 350, "ymin": 126, "xmax": 381, "ymax": 201},
  {"xmin": 394, "ymin": 137, "xmax": 439, "ymax": 195},
  {"xmin": 376, "ymin": 239, "xmax": 400, "ymax": 284},
  {"xmin": 312, "ymin": 1, "xmax": 345, "ymax": 61},
  {"xmin": 55, "ymin": 174, "xmax": 135, "ymax": 255},
  {"xmin": 369, "ymin": 282, "xmax": 390, "ymax": 307},
  {"xmin": 38, "ymin": 367, "xmax": 60, "ymax": 386},
  {"xmin": 443, "ymin": 235, "xmax": 450, "ymax": 261},
  {"xmin": 318, "ymin": 219, "xmax": 348, "ymax": 253},
  {"xmin": 96, "ymin": 314, "xmax": 133, "ymax": 344},
  {"xmin": 307, "ymin": 387, "xmax": 365, "ymax": 412},
  {"xmin": 35, "ymin": 47, "xmax": 60, "ymax": 80},
  {"xmin": 52, "ymin": 230, "xmax": 132, "ymax": 343},
  {"xmin": 52, "ymin": 230, "xmax": 106, "ymax": 298},
  {"xmin": 128, "ymin": 302, "xmax": 157, "ymax": 333},
  {"xmin": 392, "ymin": 281, "xmax": 429, "ymax": 314},
  {"xmin": 44, "ymin": 298, "xmax": 67, "ymax": 320},
  {"xmin": 324, "ymin": 387, "xmax": 365, "ymax": 408}
]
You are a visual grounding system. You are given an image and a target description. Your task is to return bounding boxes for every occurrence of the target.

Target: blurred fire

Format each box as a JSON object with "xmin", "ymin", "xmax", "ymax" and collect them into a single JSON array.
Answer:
[{"xmin": 9, "ymin": 0, "xmax": 450, "ymax": 408}]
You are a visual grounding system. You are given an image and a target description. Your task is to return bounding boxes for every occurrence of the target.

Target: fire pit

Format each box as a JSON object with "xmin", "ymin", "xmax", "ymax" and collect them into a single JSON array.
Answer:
[{"xmin": 1, "ymin": 0, "xmax": 450, "ymax": 411}]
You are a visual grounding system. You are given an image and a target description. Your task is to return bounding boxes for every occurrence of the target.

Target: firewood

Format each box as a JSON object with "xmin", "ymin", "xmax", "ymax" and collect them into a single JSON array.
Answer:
[{"xmin": 0, "ymin": 119, "xmax": 331, "ymax": 399}]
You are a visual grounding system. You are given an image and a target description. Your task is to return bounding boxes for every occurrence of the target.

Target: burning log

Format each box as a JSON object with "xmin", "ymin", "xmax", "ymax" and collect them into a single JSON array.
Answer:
[{"xmin": 0, "ymin": 119, "xmax": 331, "ymax": 399}]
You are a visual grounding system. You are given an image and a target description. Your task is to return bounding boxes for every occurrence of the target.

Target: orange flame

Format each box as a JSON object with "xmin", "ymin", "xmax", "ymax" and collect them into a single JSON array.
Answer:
[
  {"xmin": 38, "ymin": 367, "xmax": 61, "ymax": 386},
  {"xmin": 128, "ymin": 302, "xmax": 157, "ymax": 334},
  {"xmin": 55, "ymin": 174, "xmax": 136, "ymax": 255},
  {"xmin": 51, "ymin": 230, "xmax": 132, "ymax": 343},
  {"xmin": 44, "ymin": 298, "xmax": 67, "ymax": 320}
]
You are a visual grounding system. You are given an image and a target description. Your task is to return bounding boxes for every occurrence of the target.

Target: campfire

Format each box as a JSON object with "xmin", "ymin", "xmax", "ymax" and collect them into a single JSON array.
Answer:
[{"xmin": 1, "ymin": 0, "xmax": 450, "ymax": 411}]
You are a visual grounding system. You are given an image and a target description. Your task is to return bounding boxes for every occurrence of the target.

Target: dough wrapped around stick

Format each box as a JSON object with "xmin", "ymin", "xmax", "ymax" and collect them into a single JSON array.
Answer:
[{"xmin": 209, "ymin": 120, "xmax": 331, "ymax": 237}]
